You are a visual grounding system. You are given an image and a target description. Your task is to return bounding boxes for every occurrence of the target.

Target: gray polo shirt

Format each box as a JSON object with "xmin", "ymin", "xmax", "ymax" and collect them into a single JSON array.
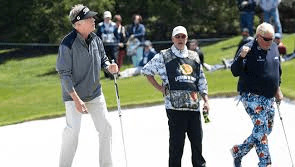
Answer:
[{"xmin": 56, "ymin": 30, "xmax": 110, "ymax": 102}]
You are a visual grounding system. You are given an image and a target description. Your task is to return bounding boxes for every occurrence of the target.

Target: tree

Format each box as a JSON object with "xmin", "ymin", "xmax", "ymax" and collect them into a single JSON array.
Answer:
[
  {"xmin": 0, "ymin": 0, "xmax": 115, "ymax": 43},
  {"xmin": 0, "ymin": 0, "xmax": 293, "ymax": 43}
]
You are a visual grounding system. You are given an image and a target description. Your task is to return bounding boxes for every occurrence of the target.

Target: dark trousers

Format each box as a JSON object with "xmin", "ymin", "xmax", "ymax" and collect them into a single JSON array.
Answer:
[
  {"xmin": 104, "ymin": 45, "xmax": 116, "ymax": 61},
  {"xmin": 240, "ymin": 11, "xmax": 254, "ymax": 36},
  {"xmin": 117, "ymin": 49, "xmax": 126, "ymax": 71},
  {"xmin": 166, "ymin": 109, "xmax": 206, "ymax": 167}
]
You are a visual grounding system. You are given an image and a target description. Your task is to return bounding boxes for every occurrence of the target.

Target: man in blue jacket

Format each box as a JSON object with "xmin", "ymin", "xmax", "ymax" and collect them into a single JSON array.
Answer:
[
  {"xmin": 230, "ymin": 22, "xmax": 283, "ymax": 167},
  {"xmin": 126, "ymin": 14, "xmax": 145, "ymax": 43}
]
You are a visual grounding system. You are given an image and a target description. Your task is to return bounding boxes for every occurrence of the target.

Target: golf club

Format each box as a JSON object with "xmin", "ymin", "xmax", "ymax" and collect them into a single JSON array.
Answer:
[
  {"xmin": 112, "ymin": 60, "xmax": 128, "ymax": 167},
  {"xmin": 276, "ymin": 101, "xmax": 294, "ymax": 167}
]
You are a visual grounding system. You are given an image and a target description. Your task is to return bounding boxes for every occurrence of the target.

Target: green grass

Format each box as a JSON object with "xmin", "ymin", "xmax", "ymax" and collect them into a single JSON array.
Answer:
[
  {"xmin": 0, "ymin": 49, "xmax": 17, "ymax": 54},
  {"xmin": 0, "ymin": 34, "xmax": 294, "ymax": 126},
  {"xmin": 202, "ymin": 36, "xmax": 241, "ymax": 64},
  {"xmin": 0, "ymin": 55, "xmax": 163, "ymax": 126},
  {"xmin": 281, "ymin": 60, "xmax": 295, "ymax": 98}
]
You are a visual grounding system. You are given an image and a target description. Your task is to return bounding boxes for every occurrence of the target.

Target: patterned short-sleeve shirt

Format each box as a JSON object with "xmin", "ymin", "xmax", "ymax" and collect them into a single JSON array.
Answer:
[{"xmin": 141, "ymin": 45, "xmax": 208, "ymax": 111}]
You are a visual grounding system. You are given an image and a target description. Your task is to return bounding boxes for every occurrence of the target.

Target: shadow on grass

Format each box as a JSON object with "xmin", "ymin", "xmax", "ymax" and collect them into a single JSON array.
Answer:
[
  {"xmin": 221, "ymin": 44, "xmax": 238, "ymax": 50},
  {"xmin": 36, "ymin": 67, "xmax": 111, "ymax": 80},
  {"xmin": 0, "ymin": 47, "xmax": 58, "ymax": 65},
  {"xmin": 37, "ymin": 68, "xmax": 58, "ymax": 77}
]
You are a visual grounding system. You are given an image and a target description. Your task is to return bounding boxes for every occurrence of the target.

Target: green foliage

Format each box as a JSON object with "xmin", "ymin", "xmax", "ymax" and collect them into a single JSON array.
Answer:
[
  {"xmin": 1, "ymin": 0, "xmax": 294, "ymax": 43},
  {"xmin": 0, "ymin": 0, "xmax": 241, "ymax": 43},
  {"xmin": 115, "ymin": 0, "xmax": 239, "ymax": 40},
  {"xmin": 1, "ymin": 0, "xmax": 115, "ymax": 43}
]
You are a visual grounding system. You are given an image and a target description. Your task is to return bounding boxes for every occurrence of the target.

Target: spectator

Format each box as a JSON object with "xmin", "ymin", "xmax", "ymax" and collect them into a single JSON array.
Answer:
[
  {"xmin": 114, "ymin": 14, "xmax": 127, "ymax": 71},
  {"xmin": 188, "ymin": 39, "xmax": 216, "ymax": 71},
  {"xmin": 236, "ymin": 0, "xmax": 256, "ymax": 36},
  {"xmin": 258, "ymin": 0, "xmax": 282, "ymax": 36},
  {"xmin": 274, "ymin": 33, "xmax": 286, "ymax": 55},
  {"xmin": 221, "ymin": 28, "xmax": 255, "ymax": 70},
  {"xmin": 274, "ymin": 33, "xmax": 295, "ymax": 62},
  {"xmin": 119, "ymin": 40, "xmax": 156, "ymax": 78},
  {"xmin": 236, "ymin": 28, "xmax": 255, "ymax": 54},
  {"xmin": 126, "ymin": 14, "xmax": 146, "ymax": 67},
  {"xmin": 281, "ymin": 51, "xmax": 295, "ymax": 62},
  {"xmin": 126, "ymin": 37, "xmax": 141, "ymax": 57},
  {"xmin": 188, "ymin": 39, "xmax": 228, "ymax": 72},
  {"xmin": 188, "ymin": 39, "xmax": 204, "ymax": 65},
  {"xmin": 142, "ymin": 26, "xmax": 209, "ymax": 167},
  {"xmin": 138, "ymin": 40, "xmax": 157, "ymax": 66},
  {"xmin": 126, "ymin": 14, "xmax": 145, "ymax": 42},
  {"xmin": 230, "ymin": 22, "xmax": 283, "ymax": 167},
  {"xmin": 97, "ymin": 11, "xmax": 117, "ymax": 78},
  {"xmin": 56, "ymin": 4, "xmax": 118, "ymax": 167}
]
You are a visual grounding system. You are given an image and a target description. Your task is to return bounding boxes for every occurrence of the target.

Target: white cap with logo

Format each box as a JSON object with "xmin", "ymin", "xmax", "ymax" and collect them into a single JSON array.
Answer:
[{"xmin": 172, "ymin": 26, "xmax": 188, "ymax": 37}]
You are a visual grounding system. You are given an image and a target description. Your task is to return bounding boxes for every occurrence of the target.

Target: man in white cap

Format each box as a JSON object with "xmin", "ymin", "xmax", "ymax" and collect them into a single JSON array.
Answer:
[
  {"xmin": 56, "ymin": 4, "xmax": 118, "ymax": 167},
  {"xmin": 142, "ymin": 26, "xmax": 209, "ymax": 167},
  {"xmin": 97, "ymin": 10, "xmax": 117, "ymax": 78}
]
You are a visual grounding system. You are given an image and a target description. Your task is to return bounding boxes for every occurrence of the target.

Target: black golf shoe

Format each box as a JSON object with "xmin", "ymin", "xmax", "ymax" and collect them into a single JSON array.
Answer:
[{"xmin": 233, "ymin": 157, "xmax": 242, "ymax": 167}]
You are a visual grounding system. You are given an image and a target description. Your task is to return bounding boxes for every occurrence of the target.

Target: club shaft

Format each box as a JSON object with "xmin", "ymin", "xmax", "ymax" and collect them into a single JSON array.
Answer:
[
  {"xmin": 277, "ymin": 103, "xmax": 294, "ymax": 166},
  {"xmin": 113, "ymin": 74, "xmax": 128, "ymax": 167}
]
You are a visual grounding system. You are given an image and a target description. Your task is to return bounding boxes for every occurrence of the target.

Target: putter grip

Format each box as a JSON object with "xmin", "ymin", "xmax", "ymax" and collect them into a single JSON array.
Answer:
[{"xmin": 111, "ymin": 59, "xmax": 118, "ymax": 78}]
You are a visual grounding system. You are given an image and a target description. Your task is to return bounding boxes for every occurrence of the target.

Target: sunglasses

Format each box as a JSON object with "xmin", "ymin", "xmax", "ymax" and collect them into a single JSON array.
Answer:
[
  {"xmin": 260, "ymin": 35, "xmax": 273, "ymax": 42},
  {"xmin": 174, "ymin": 34, "xmax": 187, "ymax": 39}
]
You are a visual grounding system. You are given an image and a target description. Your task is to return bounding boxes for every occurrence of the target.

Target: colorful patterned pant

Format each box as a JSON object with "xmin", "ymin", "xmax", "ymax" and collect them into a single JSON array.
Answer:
[{"xmin": 232, "ymin": 93, "xmax": 275, "ymax": 167}]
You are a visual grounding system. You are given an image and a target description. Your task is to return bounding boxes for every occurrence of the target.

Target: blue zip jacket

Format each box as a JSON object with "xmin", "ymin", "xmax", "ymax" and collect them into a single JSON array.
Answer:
[
  {"xmin": 231, "ymin": 39, "xmax": 282, "ymax": 98},
  {"xmin": 126, "ymin": 23, "xmax": 145, "ymax": 42}
]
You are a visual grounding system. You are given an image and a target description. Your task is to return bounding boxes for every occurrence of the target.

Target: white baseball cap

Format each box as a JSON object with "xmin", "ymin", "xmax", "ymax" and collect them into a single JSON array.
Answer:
[
  {"xmin": 172, "ymin": 26, "xmax": 188, "ymax": 37},
  {"xmin": 104, "ymin": 11, "xmax": 112, "ymax": 19}
]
